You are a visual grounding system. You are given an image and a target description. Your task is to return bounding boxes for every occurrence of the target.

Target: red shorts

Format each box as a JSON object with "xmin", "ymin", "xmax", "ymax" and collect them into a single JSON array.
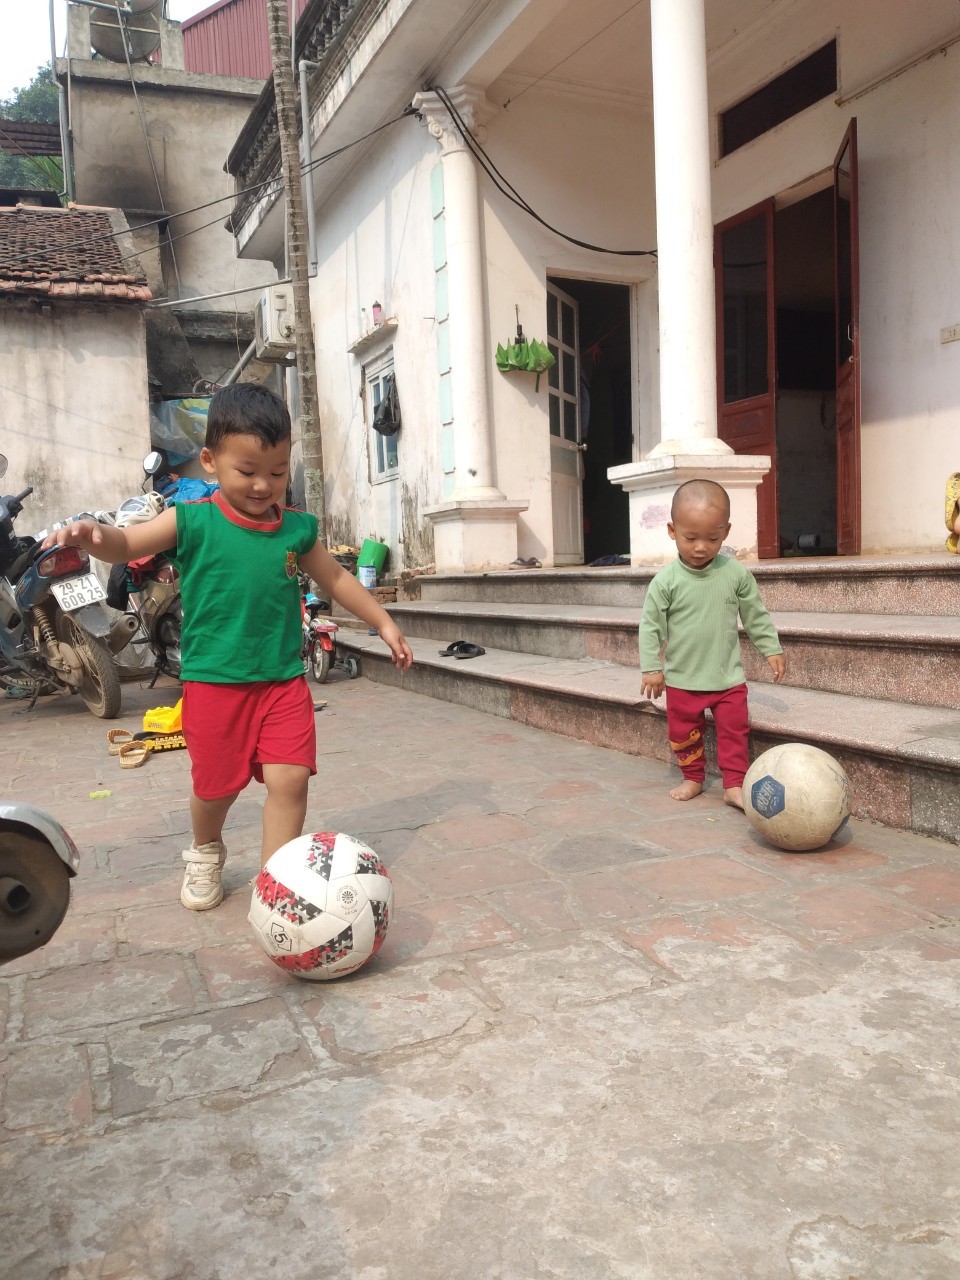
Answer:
[{"xmin": 181, "ymin": 677, "xmax": 317, "ymax": 800}]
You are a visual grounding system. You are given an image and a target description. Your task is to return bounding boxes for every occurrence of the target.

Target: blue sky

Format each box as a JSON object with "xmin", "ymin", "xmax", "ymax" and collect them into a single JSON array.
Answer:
[{"xmin": 3, "ymin": 2, "xmax": 209, "ymax": 100}]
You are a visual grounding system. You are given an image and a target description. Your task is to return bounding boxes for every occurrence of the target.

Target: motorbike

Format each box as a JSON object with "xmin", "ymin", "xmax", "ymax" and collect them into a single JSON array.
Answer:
[
  {"xmin": 0, "ymin": 800, "xmax": 79, "ymax": 965},
  {"xmin": 0, "ymin": 453, "xmax": 127, "ymax": 718},
  {"xmin": 108, "ymin": 451, "xmax": 185, "ymax": 684},
  {"xmin": 299, "ymin": 573, "xmax": 338, "ymax": 683}
]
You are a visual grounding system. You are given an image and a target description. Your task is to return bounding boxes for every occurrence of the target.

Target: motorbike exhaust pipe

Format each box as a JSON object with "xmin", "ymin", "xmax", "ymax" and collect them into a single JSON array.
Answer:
[{"xmin": 106, "ymin": 613, "xmax": 140, "ymax": 655}]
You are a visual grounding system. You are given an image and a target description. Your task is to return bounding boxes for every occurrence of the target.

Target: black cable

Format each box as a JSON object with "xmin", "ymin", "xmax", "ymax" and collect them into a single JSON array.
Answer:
[
  {"xmin": 2, "ymin": 107, "xmax": 419, "ymax": 272},
  {"xmin": 429, "ymin": 85, "xmax": 656, "ymax": 258}
]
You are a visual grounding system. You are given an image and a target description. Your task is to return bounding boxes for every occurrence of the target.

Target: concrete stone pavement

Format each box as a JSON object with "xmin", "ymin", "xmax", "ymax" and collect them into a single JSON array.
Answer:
[{"xmin": 1, "ymin": 672, "xmax": 960, "ymax": 1280}]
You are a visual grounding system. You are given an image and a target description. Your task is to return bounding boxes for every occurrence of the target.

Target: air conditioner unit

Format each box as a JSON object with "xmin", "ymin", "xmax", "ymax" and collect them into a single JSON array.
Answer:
[{"xmin": 255, "ymin": 284, "xmax": 296, "ymax": 361}]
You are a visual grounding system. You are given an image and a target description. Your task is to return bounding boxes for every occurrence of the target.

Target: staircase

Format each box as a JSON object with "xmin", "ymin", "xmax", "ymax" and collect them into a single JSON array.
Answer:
[{"xmin": 336, "ymin": 556, "xmax": 960, "ymax": 844}]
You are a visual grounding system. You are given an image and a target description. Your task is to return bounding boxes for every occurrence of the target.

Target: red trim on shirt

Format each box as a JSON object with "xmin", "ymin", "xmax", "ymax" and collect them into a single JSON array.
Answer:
[{"xmin": 213, "ymin": 488, "xmax": 282, "ymax": 531}]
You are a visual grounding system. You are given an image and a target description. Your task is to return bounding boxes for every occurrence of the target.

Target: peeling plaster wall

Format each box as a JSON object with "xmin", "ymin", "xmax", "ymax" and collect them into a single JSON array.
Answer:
[
  {"xmin": 309, "ymin": 117, "xmax": 440, "ymax": 575},
  {"xmin": 65, "ymin": 65, "xmax": 275, "ymax": 306},
  {"xmin": 0, "ymin": 304, "xmax": 151, "ymax": 533}
]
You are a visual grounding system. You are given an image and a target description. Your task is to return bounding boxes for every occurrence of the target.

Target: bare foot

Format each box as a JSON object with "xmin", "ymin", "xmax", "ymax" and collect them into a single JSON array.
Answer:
[
  {"xmin": 724, "ymin": 786, "xmax": 744, "ymax": 810},
  {"xmin": 669, "ymin": 780, "xmax": 703, "ymax": 802}
]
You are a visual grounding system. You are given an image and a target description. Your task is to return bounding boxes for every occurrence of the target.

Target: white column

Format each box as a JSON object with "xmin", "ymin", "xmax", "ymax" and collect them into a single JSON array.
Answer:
[
  {"xmin": 413, "ymin": 86, "xmax": 528, "ymax": 572},
  {"xmin": 606, "ymin": 0, "xmax": 772, "ymax": 562},
  {"xmin": 414, "ymin": 87, "xmax": 503, "ymax": 499},
  {"xmin": 648, "ymin": 0, "xmax": 730, "ymax": 457}
]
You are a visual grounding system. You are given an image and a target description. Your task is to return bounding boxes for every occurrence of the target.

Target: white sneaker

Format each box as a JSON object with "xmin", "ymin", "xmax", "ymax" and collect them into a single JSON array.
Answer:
[{"xmin": 180, "ymin": 841, "xmax": 226, "ymax": 910}]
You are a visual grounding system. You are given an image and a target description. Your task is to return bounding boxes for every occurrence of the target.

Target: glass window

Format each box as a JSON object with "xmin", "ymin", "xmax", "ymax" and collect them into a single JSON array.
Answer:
[
  {"xmin": 721, "ymin": 214, "xmax": 768, "ymax": 403},
  {"xmin": 721, "ymin": 42, "xmax": 837, "ymax": 157},
  {"xmin": 367, "ymin": 359, "xmax": 399, "ymax": 480}
]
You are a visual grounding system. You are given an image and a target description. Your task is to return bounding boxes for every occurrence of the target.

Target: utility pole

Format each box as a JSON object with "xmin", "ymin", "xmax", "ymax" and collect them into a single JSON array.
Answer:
[{"xmin": 265, "ymin": 0, "xmax": 325, "ymax": 529}]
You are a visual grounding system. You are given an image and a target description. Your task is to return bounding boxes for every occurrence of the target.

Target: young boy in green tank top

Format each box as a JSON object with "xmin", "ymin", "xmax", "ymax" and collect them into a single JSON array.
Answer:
[
  {"xmin": 43, "ymin": 385, "xmax": 412, "ymax": 910},
  {"xmin": 639, "ymin": 479, "xmax": 785, "ymax": 808}
]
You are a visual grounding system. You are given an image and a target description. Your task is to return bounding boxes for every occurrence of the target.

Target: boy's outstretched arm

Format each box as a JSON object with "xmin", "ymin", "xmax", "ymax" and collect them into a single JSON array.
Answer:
[
  {"xmin": 300, "ymin": 541, "xmax": 413, "ymax": 671},
  {"xmin": 40, "ymin": 507, "xmax": 178, "ymax": 564}
]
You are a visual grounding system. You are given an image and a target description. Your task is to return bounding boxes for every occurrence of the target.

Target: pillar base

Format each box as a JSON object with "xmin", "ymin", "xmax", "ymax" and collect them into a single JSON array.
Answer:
[
  {"xmin": 424, "ymin": 498, "xmax": 530, "ymax": 572},
  {"xmin": 607, "ymin": 453, "xmax": 771, "ymax": 565}
]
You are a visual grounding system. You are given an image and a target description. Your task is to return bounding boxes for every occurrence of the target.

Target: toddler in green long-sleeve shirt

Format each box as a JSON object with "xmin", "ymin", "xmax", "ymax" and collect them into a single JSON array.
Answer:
[{"xmin": 640, "ymin": 480, "xmax": 786, "ymax": 808}]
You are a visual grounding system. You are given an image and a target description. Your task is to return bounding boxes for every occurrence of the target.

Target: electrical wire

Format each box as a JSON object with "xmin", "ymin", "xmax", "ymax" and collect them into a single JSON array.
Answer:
[
  {"xmin": 429, "ymin": 85, "xmax": 655, "ymax": 258},
  {"xmin": 3, "ymin": 107, "xmax": 420, "ymax": 272}
]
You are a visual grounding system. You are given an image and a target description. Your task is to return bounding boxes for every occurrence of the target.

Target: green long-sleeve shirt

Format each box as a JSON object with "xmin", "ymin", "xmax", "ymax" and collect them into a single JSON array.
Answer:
[{"xmin": 639, "ymin": 555, "xmax": 782, "ymax": 691}]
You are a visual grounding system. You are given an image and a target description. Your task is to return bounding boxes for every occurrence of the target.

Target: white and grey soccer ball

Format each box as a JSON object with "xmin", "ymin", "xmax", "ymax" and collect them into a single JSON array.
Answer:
[
  {"xmin": 743, "ymin": 743, "xmax": 852, "ymax": 852},
  {"xmin": 249, "ymin": 831, "xmax": 393, "ymax": 979}
]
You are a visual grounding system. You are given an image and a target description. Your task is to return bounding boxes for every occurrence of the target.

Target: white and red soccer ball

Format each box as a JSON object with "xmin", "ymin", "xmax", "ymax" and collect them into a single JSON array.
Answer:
[{"xmin": 249, "ymin": 831, "xmax": 393, "ymax": 979}]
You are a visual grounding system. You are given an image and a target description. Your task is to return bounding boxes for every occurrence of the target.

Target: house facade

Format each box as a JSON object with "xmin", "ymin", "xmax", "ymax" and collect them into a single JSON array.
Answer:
[{"xmin": 226, "ymin": 0, "xmax": 960, "ymax": 573}]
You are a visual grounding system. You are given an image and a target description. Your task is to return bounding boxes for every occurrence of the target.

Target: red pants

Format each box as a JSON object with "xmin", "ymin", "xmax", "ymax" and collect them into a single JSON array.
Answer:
[{"xmin": 665, "ymin": 684, "xmax": 750, "ymax": 788}]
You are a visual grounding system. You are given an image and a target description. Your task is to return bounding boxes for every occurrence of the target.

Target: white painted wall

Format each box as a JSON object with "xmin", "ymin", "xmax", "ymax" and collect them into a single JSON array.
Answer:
[
  {"xmin": 308, "ymin": 118, "xmax": 440, "ymax": 572},
  {"xmin": 709, "ymin": 0, "xmax": 960, "ymax": 552},
  {"xmin": 309, "ymin": 80, "xmax": 658, "ymax": 569},
  {"xmin": 0, "ymin": 304, "xmax": 151, "ymax": 534}
]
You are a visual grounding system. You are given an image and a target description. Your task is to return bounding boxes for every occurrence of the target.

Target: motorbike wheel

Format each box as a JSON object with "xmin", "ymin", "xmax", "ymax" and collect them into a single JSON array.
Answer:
[
  {"xmin": 0, "ymin": 829, "xmax": 71, "ymax": 965},
  {"xmin": 59, "ymin": 618, "xmax": 122, "ymax": 719},
  {"xmin": 310, "ymin": 644, "xmax": 332, "ymax": 684},
  {"xmin": 155, "ymin": 601, "xmax": 182, "ymax": 679}
]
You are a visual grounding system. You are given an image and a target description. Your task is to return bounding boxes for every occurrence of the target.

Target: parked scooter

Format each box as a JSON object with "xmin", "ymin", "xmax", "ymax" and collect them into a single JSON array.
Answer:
[
  {"xmin": 108, "ymin": 452, "xmax": 184, "ymax": 684},
  {"xmin": 299, "ymin": 573, "xmax": 338, "ymax": 682},
  {"xmin": 0, "ymin": 800, "xmax": 79, "ymax": 964},
  {"xmin": 0, "ymin": 454, "xmax": 125, "ymax": 718}
]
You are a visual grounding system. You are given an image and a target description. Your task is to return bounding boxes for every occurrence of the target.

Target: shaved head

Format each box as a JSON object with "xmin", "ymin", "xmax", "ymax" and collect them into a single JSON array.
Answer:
[{"xmin": 671, "ymin": 479, "xmax": 731, "ymax": 521}]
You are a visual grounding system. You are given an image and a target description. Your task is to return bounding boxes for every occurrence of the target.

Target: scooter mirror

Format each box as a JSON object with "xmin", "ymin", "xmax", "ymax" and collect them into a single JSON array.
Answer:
[
  {"xmin": 0, "ymin": 455, "xmax": 7, "ymax": 479},
  {"xmin": 143, "ymin": 451, "xmax": 164, "ymax": 476}
]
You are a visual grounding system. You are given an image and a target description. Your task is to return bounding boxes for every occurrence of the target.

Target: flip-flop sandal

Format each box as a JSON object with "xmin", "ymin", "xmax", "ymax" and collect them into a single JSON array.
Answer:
[
  {"xmin": 438, "ymin": 640, "xmax": 468, "ymax": 657},
  {"xmin": 454, "ymin": 643, "xmax": 485, "ymax": 659},
  {"xmin": 106, "ymin": 728, "xmax": 134, "ymax": 755}
]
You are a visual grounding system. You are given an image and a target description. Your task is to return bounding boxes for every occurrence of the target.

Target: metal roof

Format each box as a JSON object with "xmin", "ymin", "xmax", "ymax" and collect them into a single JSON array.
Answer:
[{"xmin": 182, "ymin": 0, "xmax": 311, "ymax": 80}]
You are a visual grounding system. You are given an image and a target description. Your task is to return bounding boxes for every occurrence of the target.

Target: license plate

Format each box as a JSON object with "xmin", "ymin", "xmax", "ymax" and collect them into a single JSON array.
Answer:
[{"xmin": 51, "ymin": 573, "xmax": 107, "ymax": 612}]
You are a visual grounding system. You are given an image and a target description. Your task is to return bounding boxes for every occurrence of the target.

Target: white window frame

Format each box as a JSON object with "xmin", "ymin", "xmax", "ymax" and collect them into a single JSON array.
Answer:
[{"xmin": 365, "ymin": 352, "xmax": 399, "ymax": 484}]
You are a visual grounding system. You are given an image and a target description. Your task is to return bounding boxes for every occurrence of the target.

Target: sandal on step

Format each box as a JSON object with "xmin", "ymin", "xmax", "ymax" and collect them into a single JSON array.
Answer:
[
  {"xmin": 438, "ymin": 640, "xmax": 485, "ymax": 659},
  {"xmin": 439, "ymin": 640, "xmax": 468, "ymax": 657}
]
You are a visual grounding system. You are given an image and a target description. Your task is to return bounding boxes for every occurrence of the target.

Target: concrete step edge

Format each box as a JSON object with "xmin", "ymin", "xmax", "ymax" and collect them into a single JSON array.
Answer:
[
  {"xmin": 387, "ymin": 601, "xmax": 960, "ymax": 647},
  {"xmin": 338, "ymin": 632, "xmax": 960, "ymax": 774}
]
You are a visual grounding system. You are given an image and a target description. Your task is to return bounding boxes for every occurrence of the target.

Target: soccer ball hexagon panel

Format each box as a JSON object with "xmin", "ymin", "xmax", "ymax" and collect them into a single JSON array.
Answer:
[{"xmin": 249, "ymin": 831, "xmax": 393, "ymax": 979}]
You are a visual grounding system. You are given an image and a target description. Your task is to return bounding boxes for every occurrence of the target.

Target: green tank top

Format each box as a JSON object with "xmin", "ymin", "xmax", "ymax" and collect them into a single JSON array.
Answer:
[{"xmin": 171, "ymin": 492, "xmax": 318, "ymax": 684}]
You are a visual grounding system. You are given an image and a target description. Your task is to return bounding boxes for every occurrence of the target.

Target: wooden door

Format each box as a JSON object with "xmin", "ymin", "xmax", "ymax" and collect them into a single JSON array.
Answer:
[
  {"xmin": 547, "ymin": 282, "xmax": 585, "ymax": 564},
  {"xmin": 715, "ymin": 199, "xmax": 778, "ymax": 558},
  {"xmin": 834, "ymin": 119, "xmax": 861, "ymax": 555}
]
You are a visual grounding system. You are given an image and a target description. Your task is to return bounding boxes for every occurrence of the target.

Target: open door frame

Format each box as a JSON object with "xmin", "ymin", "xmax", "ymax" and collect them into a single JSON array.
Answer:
[
  {"xmin": 715, "ymin": 198, "xmax": 778, "ymax": 558},
  {"xmin": 834, "ymin": 118, "xmax": 861, "ymax": 555}
]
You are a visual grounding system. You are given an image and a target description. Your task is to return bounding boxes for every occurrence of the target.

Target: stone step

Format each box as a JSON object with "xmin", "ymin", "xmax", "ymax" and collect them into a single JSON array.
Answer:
[
  {"xmin": 336, "ymin": 629, "xmax": 960, "ymax": 845},
  {"xmin": 386, "ymin": 600, "xmax": 960, "ymax": 710},
  {"xmin": 416, "ymin": 554, "xmax": 960, "ymax": 615}
]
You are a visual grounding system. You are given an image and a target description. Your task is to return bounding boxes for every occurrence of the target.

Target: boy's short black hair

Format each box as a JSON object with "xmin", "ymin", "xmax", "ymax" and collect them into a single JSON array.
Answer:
[
  {"xmin": 671, "ymin": 478, "xmax": 731, "ymax": 521},
  {"xmin": 204, "ymin": 384, "xmax": 292, "ymax": 453}
]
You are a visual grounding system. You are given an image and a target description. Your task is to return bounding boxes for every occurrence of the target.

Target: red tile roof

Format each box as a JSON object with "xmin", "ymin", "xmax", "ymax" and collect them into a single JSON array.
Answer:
[{"xmin": 0, "ymin": 204, "xmax": 152, "ymax": 303}]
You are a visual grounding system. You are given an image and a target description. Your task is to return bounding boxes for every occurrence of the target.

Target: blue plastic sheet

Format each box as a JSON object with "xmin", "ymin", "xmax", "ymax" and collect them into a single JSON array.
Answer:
[{"xmin": 149, "ymin": 397, "xmax": 211, "ymax": 465}]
